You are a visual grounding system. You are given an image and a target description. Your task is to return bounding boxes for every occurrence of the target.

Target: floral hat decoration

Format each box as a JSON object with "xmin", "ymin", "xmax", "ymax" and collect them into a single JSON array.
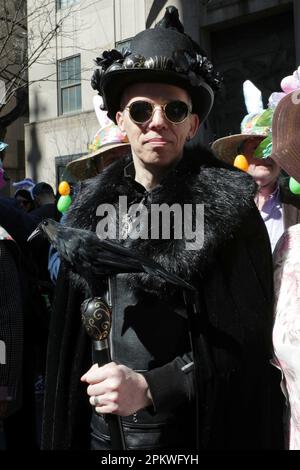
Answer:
[
  {"xmin": 211, "ymin": 108, "xmax": 273, "ymax": 169},
  {"xmin": 271, "ymin": 82, "xmax": 300, "ymax": 194},
  {"xmin": 90, "ymin": 6, "xmax": 222, "ymax": 124},
  {"xmin": 212, "ymin": 68, "xmax": 300, "ymax": 176},
  {"xmin": 67, "ymin": 95, "xmax": 130, "ymax": 181}
]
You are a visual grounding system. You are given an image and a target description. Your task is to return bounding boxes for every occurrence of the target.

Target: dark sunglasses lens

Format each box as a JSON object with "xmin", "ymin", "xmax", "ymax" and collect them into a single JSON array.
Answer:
[
  {"xmin": 129, "ymin": 101, "xmax": 153, "ymax": 123},
  {"xmin": 165, "ymin": 101, "xmax": 189, "ymax": 122}
]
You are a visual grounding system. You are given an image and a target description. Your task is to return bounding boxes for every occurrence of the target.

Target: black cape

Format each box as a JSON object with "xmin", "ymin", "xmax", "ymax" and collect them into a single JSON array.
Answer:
[{"xmin": 42, "ymin": 146, "xmax": 284, "ymax": 449}]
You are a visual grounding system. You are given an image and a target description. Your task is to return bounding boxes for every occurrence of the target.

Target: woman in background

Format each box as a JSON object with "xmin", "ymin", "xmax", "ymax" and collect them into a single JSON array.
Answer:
[{"xmin": 271, "ymin": 88, "xmax": 300, "ymax": 449}]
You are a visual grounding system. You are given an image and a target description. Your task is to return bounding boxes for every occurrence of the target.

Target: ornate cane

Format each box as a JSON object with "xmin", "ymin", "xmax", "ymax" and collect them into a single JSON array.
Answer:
[{"xmin": 81, "ymin": 296, "xmax": 127, "ymax": 450}]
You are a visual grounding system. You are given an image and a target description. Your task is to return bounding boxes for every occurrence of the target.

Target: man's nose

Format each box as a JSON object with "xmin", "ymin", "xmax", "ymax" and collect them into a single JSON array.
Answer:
[{"xmin": 148, "ymin": 106, "xmax": 167, "ymax": 128}]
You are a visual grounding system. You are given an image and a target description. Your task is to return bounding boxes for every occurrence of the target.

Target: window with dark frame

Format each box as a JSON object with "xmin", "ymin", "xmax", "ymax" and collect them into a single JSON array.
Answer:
[
  {"xmin": 55, "ymin": 154, "xmax": 85, "ymax": 187},
  {"xmin": 58, "ymin": 55, "xmax": 82, "ymax": 115}
]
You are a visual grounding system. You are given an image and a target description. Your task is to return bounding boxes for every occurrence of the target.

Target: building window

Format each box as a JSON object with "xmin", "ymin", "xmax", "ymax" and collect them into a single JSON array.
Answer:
[
  {"xmin": 56, "ymin": 0, "xmax": 80, "ymax": 10},
  {"xmin": 58, "ymin": 55, "xmax": 81, "ymax": 115}
]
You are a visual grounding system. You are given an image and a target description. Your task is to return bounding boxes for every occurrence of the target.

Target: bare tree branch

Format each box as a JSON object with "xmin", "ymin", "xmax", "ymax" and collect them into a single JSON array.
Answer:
[{"xmin": 0, "ymin": 0, "xmax": 95, "ymax": 134}]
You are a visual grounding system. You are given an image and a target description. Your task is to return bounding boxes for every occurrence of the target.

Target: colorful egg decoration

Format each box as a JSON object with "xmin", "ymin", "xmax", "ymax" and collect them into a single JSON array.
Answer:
[
  {"xmin": 289, "ymin": 177, "xmax": 300, "ymax": 195},
  {"xmin": 233, "ymin": 154, "xmax": 249, "ymax": 172},
  {"xmin": 57, "ymin": 181, "xmax": 72, "ymax": 213},
  {"xmin": 58, "ymin": 181, "xmax": 70, "ymax": 196},
  {"xmin": 57, "ymin": 194, "xmax": 72, "ymax": 213}
]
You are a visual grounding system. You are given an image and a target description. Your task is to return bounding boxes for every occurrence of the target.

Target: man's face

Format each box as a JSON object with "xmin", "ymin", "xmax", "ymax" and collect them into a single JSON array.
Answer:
[
  {"xmin": 116, "ymin": 83, "xmax": 199, "ymax": 169},
  {"xmin": 15, "ymin": 195, "xmax": 33, "ymax": 212},
  {"xmin": 242, "ymin": 137, "xmax": 281, "ymax": 188}
]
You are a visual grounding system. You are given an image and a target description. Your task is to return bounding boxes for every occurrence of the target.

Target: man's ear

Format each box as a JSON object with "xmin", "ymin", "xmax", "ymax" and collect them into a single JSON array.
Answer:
[
  {"xmin": 189, "ymin": 114, "xmax": 200, "ymax": 140},
  {"xmin": 116, "ymin": 111, "xmax": 125, "ymax": 132}
]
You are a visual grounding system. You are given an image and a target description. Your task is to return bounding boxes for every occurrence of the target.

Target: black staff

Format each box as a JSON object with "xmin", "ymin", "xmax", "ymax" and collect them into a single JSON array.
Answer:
[{"xmin": 81, "ymin": 296, "xmax": 127, "ymax": 450}]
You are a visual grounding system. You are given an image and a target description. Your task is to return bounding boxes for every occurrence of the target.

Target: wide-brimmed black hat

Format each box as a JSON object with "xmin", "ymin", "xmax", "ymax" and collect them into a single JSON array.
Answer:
[{"xmin": 91, "ymin": 6, "xmax": 221, "ymax": 123}]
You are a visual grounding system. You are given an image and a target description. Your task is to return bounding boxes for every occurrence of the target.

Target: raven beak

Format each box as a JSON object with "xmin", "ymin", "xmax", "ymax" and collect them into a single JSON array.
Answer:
[{"xmin": 27, "ymin": 226, "xmax": 41, "ymax": 242}]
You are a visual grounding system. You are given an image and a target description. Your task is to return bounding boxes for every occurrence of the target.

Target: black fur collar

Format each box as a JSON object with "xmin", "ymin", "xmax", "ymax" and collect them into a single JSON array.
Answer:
[{"xmin": 66, "ymin": 145, "xmax": 256, "ymax": 294}]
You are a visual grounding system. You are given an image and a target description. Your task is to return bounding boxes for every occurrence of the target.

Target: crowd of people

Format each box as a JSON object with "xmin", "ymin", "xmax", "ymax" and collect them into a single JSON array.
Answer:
[
  {"xmin": 1, "ymin": 5, "xmax": 300, "ymax": 451},
  {"xmin": 0, "ymin": 179, "xmax": 60, "ymax": 448}
]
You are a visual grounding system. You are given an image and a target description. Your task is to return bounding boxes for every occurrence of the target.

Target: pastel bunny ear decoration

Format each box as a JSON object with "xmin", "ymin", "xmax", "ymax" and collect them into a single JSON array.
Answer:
[
  {"xmin": 281, "ymin": 75, "xmax": 300, "ymax": 94},
  {"xmin": 268, "ymin": 66, "xmax": 300, "ymax": 110},
  {"xmin": 243, "ymin": 80, "xmax": 264, "ymax": 114},
  {"xmin": 93, "ymin": 95, "xmax": 111, "ymax": 128},
  {"xmin": 268, "ymin": 92, "xmax": 286, "ymax": 109},
  {"xmin": 12, "ymin": 177, "xmax": 35, "ymax": 191},
  {"xmin": 293, "ymin": 66, "xmax": 300, "ymax": 83},
  {"xmin": 280, "ymin": 67, "xmax": 300, "ymax": 94}
]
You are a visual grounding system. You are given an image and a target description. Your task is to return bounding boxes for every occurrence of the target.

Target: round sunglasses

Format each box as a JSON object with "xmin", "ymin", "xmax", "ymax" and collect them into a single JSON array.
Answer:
[{"xmin": 125, "ymin": 100, "xmax": 192, "ymax": 125}]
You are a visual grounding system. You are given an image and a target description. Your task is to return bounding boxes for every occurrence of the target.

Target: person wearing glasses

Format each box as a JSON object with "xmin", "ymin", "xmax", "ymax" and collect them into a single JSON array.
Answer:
[{"xmin": 42, "ymin": 7, "xmax": 283, "ymax": 450}]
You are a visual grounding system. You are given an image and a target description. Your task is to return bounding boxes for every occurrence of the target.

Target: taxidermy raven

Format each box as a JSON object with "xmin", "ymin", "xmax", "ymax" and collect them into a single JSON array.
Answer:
[
  {"xmin": 156, "ymin": 6, "xmax": 184, "ymax": 33},
  {"xmin": 156, "ymin": 6, "xmax": 208, "ymax": 58},
  {"xmin": 28, "ymin": 219, "xmax": 194, "ymax": 291}
]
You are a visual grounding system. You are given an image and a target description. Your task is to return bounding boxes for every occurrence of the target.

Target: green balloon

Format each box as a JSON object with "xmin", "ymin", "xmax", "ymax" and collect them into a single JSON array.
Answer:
[
  {"xmin": 57, "ymin": 194, "xmax": 72, "ymax": 213},
  {"xmin": 289, "ymin": 177, "xmax": 300, "ymax": 195}
]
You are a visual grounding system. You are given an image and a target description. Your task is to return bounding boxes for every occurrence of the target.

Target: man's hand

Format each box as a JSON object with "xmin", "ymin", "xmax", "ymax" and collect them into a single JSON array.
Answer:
[{"xmin": 81, "ymin": 362, "xmax": 153, "ymax": 416}]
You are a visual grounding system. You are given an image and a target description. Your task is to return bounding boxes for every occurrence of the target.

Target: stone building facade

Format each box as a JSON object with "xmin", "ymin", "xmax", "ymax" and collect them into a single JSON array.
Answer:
[{"xmin": 25, "ymin": 0, "xmax": 299, "ymax": 188}]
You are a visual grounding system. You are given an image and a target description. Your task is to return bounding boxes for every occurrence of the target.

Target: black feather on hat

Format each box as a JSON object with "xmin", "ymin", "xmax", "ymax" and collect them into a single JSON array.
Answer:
[{"xmin": 91, "ymin": 6, "xmax": 222, "ymax": 123}]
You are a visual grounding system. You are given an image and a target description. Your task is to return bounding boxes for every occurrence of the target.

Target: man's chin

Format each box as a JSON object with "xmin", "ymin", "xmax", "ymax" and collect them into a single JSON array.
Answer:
[
  {"xmin": 141, "ymin": 152, "xmax": 175, "ymax": 166},
  {"xmin": 256, "ymin": 176, "xmax": 277, "ymax": 188}
]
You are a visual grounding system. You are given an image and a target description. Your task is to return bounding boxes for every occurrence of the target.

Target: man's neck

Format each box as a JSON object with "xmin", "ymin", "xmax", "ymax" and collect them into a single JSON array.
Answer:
[
  {"xmin": 135, "ymin": 171, "xmax": 160, "ymax": 190},
  {"xmin": 255, "ymin": 180, "xmax": 278, "ymax": 210},
  {"xmin": 38, "ymin": 196, "xmax": 55, "ymax": 206},
  {"xmin": 133, "ymin": 154, "xmax": 182, "ymax": 191}
]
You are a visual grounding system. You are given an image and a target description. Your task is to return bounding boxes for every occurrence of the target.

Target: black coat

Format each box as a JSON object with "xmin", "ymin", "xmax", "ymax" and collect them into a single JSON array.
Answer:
[{"xmin": 42, "ymin": 146, "xmax": 284, "ymax": 450}]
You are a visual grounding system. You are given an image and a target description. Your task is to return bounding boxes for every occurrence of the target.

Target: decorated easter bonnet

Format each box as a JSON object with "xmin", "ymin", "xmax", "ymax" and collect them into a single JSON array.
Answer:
[
  {"xmin": 90, "ymin": 6, "xmax": 221, "ymax": 123},
  {"xmin": 67, "ymin": 123, "xmax": 130, "ymax": 180},
  {"xmin": 211, "ymin": 110, "xmax": 273, "ymax": 165},
  {"xmin": 67, "ymin": 96, "xmax": 130, "ymax": 180},
  {"xmin": 271, "ymin": 89, "xmax": 300, "ymax": 185},
  {"xmin": 0, "ymin": 226, "xmax": 14, "ymax": 241},
  {"xmin": 0, "ymin": 225, "xmax": 18, "ymax": 259},
  {"xmin": 260, "ymin": 66, "xmax": 300, "ymax": 194},
  {"xmin": 212, "ymin": 69, "xmax": 300, "ymax": 169}
]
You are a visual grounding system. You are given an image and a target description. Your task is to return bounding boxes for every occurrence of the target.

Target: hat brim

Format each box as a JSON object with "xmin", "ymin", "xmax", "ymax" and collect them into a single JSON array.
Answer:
[
  {"xmin": 67, "ymin": 143, "xmax": 131, "ymax": 180},
  {"xmin": 211, "ymin": 134, "xmax": 266, "ymax": 165},
  {"xmin": 101, "ymin": 69, "xmax": 214, "ymax": 124},
  {"xmin": 270, "ymin": 90, "xmax": 300, "ymax": 182},
  {"xmin": 271, "ymin": 136, "xmax": 300, "ymax": 182}
]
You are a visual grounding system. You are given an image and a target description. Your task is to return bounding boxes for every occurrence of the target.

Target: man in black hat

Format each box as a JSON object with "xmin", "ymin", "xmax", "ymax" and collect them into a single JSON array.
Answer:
[{"xmin": 42, "ymin": 6, "xmax": 283, "ymax": 450}]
